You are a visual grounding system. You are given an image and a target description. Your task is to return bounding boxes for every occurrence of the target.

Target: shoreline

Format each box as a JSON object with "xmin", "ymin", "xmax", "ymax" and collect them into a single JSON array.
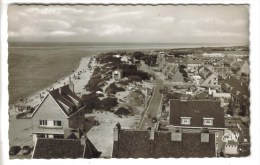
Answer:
[{"xmin": 9, "ymin": 55, "xmax": 96, "ymax": 117}]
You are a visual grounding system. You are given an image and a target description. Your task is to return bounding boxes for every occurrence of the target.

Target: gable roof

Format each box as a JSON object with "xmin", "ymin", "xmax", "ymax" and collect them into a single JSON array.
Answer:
[
  {"xmin": 220, "ymin": 76, "xmax": 250, "ymax": 103},
  {"xmin": 169, "ymin": 99, "xmax": 225, "ymax": 128},
  {"xmin": 112, "ymin": 129, "xmax": 216, "ymax": 158},
  {"xmin": 31, "ymin": 85, "xmax": 84, "ymax": 117},
  {"xmin": 32, "ymin": 138, "xmax": 101, "ymax": 159},
  {"xmin": 171, "ymin": 71, "xmax": 184, "ymax": 82},
  {"xmin": 49, "ymin": 85, "xmax": 83, "ymax": 116}
]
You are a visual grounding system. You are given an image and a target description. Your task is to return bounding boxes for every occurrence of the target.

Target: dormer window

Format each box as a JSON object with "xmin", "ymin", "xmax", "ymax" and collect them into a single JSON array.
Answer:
[
  {"xmin": 203, "ymin": 118, "xmax": 214, "ymax": 126},
  {"xmin": 180, "ymin": 117, "xmax": 191, "ymax": 125}
]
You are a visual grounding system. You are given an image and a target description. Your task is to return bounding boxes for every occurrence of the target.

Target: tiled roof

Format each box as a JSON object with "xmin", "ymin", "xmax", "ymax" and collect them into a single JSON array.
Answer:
[
  {"xmin": 33, "ymin": 138, "xmax": 101, "ymax": 159},
  {"xmin": 220, "ymin": 76, "xmax": 250, "ymax": 103},
  {"xmin": 169, "ymin": 99, "xmax": 225, "ymax": 128},
  {"xmin": 49, "ymin": 85, "xmax": 83, "ymax": 116},
  {"xmin": 112, "ymin": 129, "xmax": 216, "ymax": 158}
]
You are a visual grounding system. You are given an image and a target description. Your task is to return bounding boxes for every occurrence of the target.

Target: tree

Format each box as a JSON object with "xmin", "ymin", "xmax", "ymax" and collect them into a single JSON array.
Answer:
[
  {"xmin": 239, "ymin": 104, "xmax": 247, "ymax": 116},
  {"xmin": 133, "ymin": 51, "xmax": 145, "ymax": 60}
]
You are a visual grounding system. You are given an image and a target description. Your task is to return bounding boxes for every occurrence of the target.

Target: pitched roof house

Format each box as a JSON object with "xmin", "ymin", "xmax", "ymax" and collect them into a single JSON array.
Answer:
[
  {"xmin": 232, "ymin": 60, "xmax": 249, "ymax": 76},
  {"xmin": 169, "ymin": 99, "xmax": 225, "ymax": 129},
  {"xmin": 221, "ymin": 76, "xmax": 250, "ymax": 105},
  {"xmin": 199, "ymin": 67, "xmax": 219, "ymax": 87},
  {"xmin": 31, "ymin": 83, "xmax": 85, "ymax": 142},
  {"xmin": 112, "ymin": 126, "xmax": 216, "ymax": 158},
  {"xmin": 32, "ymin": 135, "xmax": 101, "ymax": 159}
]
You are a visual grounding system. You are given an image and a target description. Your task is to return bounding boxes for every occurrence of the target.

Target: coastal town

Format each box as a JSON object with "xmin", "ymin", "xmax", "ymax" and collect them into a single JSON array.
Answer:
[{"xmin": 9, "ymin": 45, "xmax": 250, "ymax": 159}]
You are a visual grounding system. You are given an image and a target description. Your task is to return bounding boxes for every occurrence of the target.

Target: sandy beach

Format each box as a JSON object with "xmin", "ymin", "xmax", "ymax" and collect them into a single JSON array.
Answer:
[{"xmin": 9, "ymin": 55, "xmax": 96, "ymax": 147}]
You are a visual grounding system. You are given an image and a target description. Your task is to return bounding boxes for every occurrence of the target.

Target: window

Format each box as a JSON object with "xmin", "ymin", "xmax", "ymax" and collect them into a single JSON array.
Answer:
[
  {"xmin": 39, "ymin": 120, "xmax": 47, "ymax": 126},
  {"xmin": 54, "ymin": 120, "xmax": 62, "ymax": 126},
  {"xmin": 203, "ymin": 118, "xmax": 214, "ymax": 126},
  {"xmin": 181, "ymin": 117, "xmax": 191, "ymax": 125}
]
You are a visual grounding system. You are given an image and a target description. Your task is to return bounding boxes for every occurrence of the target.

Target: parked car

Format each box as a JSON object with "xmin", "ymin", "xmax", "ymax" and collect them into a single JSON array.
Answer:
[
  {"xmin": 22, "ymin": 146, "xmax": 31, "ymax": 155},
  {"xmin": 9, "ymin": 146, "xmax": 21, "ymax": 156}
]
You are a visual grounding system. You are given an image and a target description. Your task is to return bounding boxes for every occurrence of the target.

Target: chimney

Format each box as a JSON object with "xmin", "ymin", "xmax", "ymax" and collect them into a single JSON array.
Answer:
[
  {"xmin": 149, "ymin": 127, "xmax": 155, "ymax": 140},
  {"xmin": 113, "ymin": 123, "xmax": 121, "ymax": 141},
  {"xmin": 80, "ymin": 134, "xmax": 86, "ymax": 146},
  {"xmin": 69, "ymin": 81, "xmax": 74, "ymax": 93},
  {"xmin": 59, "ymin": 87, "xmax": 62, "ymax": 95},
  {"xmin": 180, "ymin": 96, "xmax": 188, "ymax": 102}
]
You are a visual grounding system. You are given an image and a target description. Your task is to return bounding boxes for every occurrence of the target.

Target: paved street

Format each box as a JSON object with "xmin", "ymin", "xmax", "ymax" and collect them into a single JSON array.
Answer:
[{"xmin": 139, "ymin": 62, "xmax": 163, "ymax": 130}]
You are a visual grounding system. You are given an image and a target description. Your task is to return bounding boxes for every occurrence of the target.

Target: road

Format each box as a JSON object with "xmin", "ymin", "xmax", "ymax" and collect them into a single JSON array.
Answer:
[{"xmin": 139, "ymin": 61, "xmax": 164, "ymax": 130}]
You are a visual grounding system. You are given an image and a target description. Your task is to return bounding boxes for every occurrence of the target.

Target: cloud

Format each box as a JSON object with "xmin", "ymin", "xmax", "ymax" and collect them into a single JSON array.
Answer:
[
  {"xmin": 49, "ymin": 30, "xmax": 76, "ymax": 36},
  {"xmin": 193, "ymin": 29, "xmax": 240, "ymax": 38},
  {"xmin": 76, "ymin": 27, "xmax": 91, "ymax": 34},
  {"xmin": 97, "ymin": 24, "xmax": 132, "ymax": 36},
  {"xmin": 32, "ymin": 19, "xmax": 72, "ymax": 30},
  {"xmin": 8, "ymin": 5, "xmax": 249, "ymax": 44}
]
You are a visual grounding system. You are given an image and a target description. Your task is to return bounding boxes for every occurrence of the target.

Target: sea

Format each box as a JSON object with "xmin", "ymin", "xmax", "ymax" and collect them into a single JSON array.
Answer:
[{"xmin": 8, "ymin": 41, "xmax": 244, "ymax": 105}]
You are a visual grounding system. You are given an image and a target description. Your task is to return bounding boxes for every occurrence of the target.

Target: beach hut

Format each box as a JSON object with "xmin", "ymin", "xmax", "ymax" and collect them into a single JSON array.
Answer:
[{"xmin": 112, "ymin": 69, "xmax": 123, "ymax": 81}]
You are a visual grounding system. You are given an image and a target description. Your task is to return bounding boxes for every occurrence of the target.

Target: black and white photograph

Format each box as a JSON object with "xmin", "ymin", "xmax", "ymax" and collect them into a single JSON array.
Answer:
[{"xmin": 1, "ymin": 0, "xmax": 260, "ymax": 164}]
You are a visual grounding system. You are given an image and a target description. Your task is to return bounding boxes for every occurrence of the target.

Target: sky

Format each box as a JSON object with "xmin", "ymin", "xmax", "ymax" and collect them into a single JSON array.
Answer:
[{"xmin": 8, "ymin": 5, "xmax": 249, "ymax": 44}]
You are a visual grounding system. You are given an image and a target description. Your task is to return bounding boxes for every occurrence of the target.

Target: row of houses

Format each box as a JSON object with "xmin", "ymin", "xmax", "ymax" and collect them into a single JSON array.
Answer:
[
  {"xmin": 112, "ymin": 98, "xmax": 241, "ymax": 158},
  {"xmin": 29, "ymin": 82, "xmax": 238, "ymax": 158}
]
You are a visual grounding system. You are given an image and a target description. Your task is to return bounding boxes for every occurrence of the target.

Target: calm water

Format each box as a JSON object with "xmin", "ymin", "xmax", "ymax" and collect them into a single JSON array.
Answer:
[{"xmin": 8, "ymin": 42, "xmax": 243, "ymax": 104}]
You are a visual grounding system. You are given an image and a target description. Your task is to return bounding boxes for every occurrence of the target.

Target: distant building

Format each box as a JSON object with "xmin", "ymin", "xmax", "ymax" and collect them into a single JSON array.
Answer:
[
  {"xmin": 120, "ymin": 55, "xmax": 131, "ymax": 64},
  {"xmin": 112, "ymin": 69, "xmax": 123, "ymax": 81},
  {"xmin": 112, "ymin": 124, "xmax": 216, "ymax": 158},
  {"xmin": 204, "ymin": 64, "xmax": 230, "ymax": 79},
  {"xmin": 231, "ymin": 60, "xmax": 249, "ymax": 76},
  {"xmin": 203, "ymin": 53, "xmax": 225, "ymax": 58},
  {"xmin": 32, "ymin": 134, "xmax": 101, "ymax": 159},
  {"xmin": 31, "ymin": 83, "xmax": 85, "ymax": 142},
  {"xmin": 199, "ymin": 67, "xmax": 219, "ymax": 88},
  {"xmin": 186, "ymin": 58, "xmax": 202, "ymax": 72}
]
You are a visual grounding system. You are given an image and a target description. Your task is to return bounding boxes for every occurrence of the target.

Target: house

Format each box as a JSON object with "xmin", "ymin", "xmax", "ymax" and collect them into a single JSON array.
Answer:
[
  {"xmin": 112, "ymin": 124, "xmax": 216, "ymax": 158},
  {"xmin": 169, "ymin": 98, "xmax": 226, "ymax": 153},
  {"xmin": 31, "ymin": 83, "xmax": 85, "ymax": 142},
  {"xmin": 203, "ymin": 52, "xmax": 225, "ymax": 58},
  {"xmin": 199, "ymin": 67, "xmax": 219, "ymax": 88},
  {"xmin": 120, "ymin": 55, "xmax": 131, "ymax": 64},
  {"xmin": 170, "ymin": 98, "xmax": 225, "ymax": 129},
  {"xmin": 32, "ymin": 134, "xmax": 101, "ymax": 159},
  {"xmin": 231, "ymin": 60, "xmax": 249, "ymax": 76},
  {"xmin": 221, "ymin": 76, "xmax": 250, "ymax": 107},
  {"xmin": 204, "ymin": 64, "xmax": 230, "ymax": 79},
  {"xmin": 186, "ymin": 58, "xmax": 202, "ymax": 73},
  {"xmin": 112, "ymin": 69, "xmax": 123, "ymax": 81}
]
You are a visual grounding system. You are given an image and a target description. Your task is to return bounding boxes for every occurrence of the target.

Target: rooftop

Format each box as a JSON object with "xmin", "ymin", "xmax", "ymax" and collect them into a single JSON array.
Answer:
[
  {"xmin": 169, "ymin": 99, "xmax": 225, "ymax": 128},
  {"xmin": 221, "ymin": 76, "xmax": 249, "ymax": 102},
  {"xmin": 49, "ymin": 85, "xmax": 83, "ymax": 116},
  {"xmin": 112, "ymin": 129, "xmax": 216, "ymax": 158},
  {"xmin": 32, "ymin": 137, "xmax": 101, "ymax": 159}
]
